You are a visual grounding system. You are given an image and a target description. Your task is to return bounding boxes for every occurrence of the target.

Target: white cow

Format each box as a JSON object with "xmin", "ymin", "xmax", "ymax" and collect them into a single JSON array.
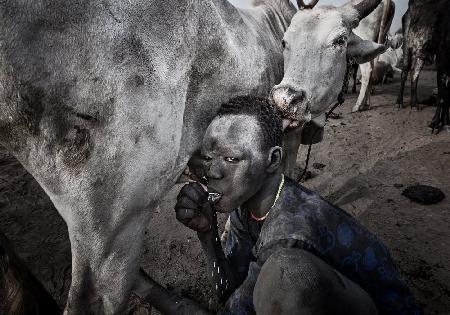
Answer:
[
  {"xmin": 373, "ymin": 45, "xmax": 403, "ymax": 85},
  {"xmin": 0, "ymin": 0, "xmax": 384, "ymax": 312},
  {"xmin": 352, "ymin": 0, "xmax": 395, "ymax": 112}
]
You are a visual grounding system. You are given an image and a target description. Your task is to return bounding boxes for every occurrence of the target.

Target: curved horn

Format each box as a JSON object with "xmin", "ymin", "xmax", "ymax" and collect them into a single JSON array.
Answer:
[
  {"xmin": 297, "ymin": 0, "xmax": 319, "ymax": 10},
  {"xmin": 350, "ymin": 0, "xmax": 382, "ymax": 21},
  {"xmin": 377, "ymin": 0, "xmax": 394, "ymax": 44}
]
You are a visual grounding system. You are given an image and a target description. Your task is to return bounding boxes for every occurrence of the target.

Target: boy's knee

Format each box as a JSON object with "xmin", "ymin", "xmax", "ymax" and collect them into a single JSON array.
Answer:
[{"xmin": 254, "ymin": 248, "xmax": 334, "ymax": 315}]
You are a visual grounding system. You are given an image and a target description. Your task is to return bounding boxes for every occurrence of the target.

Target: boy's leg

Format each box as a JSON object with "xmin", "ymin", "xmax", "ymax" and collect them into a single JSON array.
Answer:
[{"xmin": 253, "ymin": 248, "xmax": 377, "ymax": 315}]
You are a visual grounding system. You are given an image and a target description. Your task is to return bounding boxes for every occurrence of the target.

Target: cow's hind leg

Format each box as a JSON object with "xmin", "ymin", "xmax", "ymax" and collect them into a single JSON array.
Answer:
[
  {"xmin": 353, "ymin": 62, "xmax": 373, "ymax": 112},
  {"xmin": 429, "ymin": 69, "xmax": 450, "ymax": 133},
  {"xmin": 396, "ymin": 50, "xmax": 412, "ymax": 109},
  {"xmin": 0, "ymin": 230, "xmax": 60, "ymax": 315},
  {"xmin": 7, "ymin": 136, "xmax": 176, "ymax": 314},
  {"xmin": 57, "ymin": 181, "xmax": 161, "ymax": 315},
  {"xmin": 352, "ymin": 65, "xmax": 358, "ymax": 94},
  {"xmin": 410, "ymin": 58, "xmax": 424, "ymax": 111}
]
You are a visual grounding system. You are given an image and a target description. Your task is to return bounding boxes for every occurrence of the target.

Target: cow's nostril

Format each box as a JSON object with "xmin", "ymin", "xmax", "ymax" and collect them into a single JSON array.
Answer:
[
  {"xmin": 290, "ymin": 89, "xmax": 306, "ymax": 104},
  {"xmin": 271, "ymin": 86, "xmax": 307, "ymax": 108}
]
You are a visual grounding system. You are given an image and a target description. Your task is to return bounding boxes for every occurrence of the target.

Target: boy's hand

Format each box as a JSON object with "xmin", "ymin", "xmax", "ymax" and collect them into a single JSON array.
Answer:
[{"xmin": 175, "ymin": 182, "xmax": 216, "ymax": 234}]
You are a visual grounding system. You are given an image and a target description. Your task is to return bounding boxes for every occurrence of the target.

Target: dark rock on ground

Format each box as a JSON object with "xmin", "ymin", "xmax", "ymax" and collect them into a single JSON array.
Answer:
[{"xmin": 402, "ymin": 185, "xmax": 445, "ymax": 205}]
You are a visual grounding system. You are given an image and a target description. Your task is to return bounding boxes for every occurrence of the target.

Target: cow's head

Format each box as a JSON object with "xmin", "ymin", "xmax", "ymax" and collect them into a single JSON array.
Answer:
[{"xmin": 271, "ymin": 0, "xmax": 386, "ymax": 128}]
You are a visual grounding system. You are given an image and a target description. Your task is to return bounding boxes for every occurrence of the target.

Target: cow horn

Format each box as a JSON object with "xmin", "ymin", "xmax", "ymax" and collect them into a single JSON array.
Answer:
[
  {"xmin": 349, "ymin": 0, "xmax": 383, "ymax": 21},
  {"xmin": 377, "ymin": 0, "xmax": 393, "ymax": 43},
  {"xmin": 297, "ymin": 0, "xmax": 319, "ymax": 10}
]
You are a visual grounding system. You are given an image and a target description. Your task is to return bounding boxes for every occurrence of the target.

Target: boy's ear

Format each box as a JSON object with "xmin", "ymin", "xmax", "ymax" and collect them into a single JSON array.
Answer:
[{"xmin": 267, "ymin": 146, "xmax": 283, "ymax": 172}]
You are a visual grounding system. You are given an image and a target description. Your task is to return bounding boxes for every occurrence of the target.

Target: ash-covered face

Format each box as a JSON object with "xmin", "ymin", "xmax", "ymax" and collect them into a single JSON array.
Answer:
[{"xmin": 201, "ymin": 115, "xmax": 275, "ymax": 213}]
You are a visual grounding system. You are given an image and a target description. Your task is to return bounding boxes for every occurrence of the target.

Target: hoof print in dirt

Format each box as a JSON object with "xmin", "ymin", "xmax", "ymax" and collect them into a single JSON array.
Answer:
[{"xmin": 402, "ymin": 185, "xmax": 445, "ymax": 205}]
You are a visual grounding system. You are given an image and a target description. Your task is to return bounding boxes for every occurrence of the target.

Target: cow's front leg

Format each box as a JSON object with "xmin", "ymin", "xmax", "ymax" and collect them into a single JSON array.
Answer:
[{"xmin": 396, "ymin": 51, "xmax": 412, "ymax": 110}]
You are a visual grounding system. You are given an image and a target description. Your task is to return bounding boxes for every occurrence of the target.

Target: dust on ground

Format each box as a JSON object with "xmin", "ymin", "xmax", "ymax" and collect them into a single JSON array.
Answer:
[{"xmin": 0, "ymin": 68, "xmax": 449, "ymax": 315}]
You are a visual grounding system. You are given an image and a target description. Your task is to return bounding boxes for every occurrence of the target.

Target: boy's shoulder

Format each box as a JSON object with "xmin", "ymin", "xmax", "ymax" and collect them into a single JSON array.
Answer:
[{"xmin": 255, "ymin": 176, "xmax": 378, "ymax": 261}]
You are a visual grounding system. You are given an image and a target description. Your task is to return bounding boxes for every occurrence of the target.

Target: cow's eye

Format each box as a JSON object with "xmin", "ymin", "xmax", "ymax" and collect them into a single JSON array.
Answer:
[
  {"xmin": 203, "ymin": 155, "xmax": 212, "ymax": 161},
  {"xmin": 224, "ymin": 157, "xmax": 240, "ymax": 163},
  {"xmin": 281, "ymin": 39, "xmax": 286, "ymax": 49},
  {"xmin": 333, "ymin": 36, "xmax": 347, "ymax": 47}
]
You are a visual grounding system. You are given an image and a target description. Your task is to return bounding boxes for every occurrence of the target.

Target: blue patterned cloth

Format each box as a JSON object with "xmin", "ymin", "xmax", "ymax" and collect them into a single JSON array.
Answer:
[{"xmin": 218, "ymin": 177, "xmax": 421, "ymax": 315}]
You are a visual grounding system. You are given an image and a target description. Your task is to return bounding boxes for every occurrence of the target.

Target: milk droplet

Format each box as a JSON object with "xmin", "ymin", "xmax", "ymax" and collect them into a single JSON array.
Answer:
[{"xmin": 213, "ymin": 261, "xmax": 216, "ymax": 268}]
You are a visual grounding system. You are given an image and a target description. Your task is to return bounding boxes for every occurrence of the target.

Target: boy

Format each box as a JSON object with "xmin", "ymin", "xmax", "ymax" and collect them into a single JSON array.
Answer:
[{"xmin": 174, "ymin": 95, "xmax": 421, "ymax": 315}]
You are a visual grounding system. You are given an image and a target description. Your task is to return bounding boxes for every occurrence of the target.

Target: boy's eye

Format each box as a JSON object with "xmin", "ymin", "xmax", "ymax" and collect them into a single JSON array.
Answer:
[{"xmin": 224, "ymin": 157, "xmax": 240, "ymax": 163}]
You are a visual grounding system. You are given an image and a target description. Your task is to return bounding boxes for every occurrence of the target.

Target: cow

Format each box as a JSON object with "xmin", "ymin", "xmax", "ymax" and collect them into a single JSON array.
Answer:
[
  {"xmin": 271, "ymin": 0, "xmax": 386, "ymax": 179},
  {"xmin": 350, "ymin": 0, "xmax": 395, "ymax": 112},
  {"xmin": 372, "ymin": 34, "xmax": 403, "ymax": 85},
  {"xmin": 429, "ymin": 2, "xmax": 450, "ymax": 132},
  {"xmin": 396, "ymin": 0, "xmax": 448, "ymax": 122},
  {"xmin": 345, "ymin": 32, "xmax": 402, "ymax": 96},
  {"xmin": 0, "ymin": 0, "xmax": 385, "ymax": 312}
]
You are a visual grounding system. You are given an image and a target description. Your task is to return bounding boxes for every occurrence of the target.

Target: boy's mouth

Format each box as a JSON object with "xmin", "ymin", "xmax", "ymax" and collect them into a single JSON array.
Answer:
[
  {"xmin": 198, "ymin": 177, "xmax": 222, "ymax": 204},
  {"xmin": 208, "ymin": 191, "xmax": 222, "ymax": 204}
]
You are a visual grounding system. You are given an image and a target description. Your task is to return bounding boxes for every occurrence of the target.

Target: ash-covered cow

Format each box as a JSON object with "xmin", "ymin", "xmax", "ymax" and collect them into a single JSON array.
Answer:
[
  {"xmin": 372, "ymin": 33, "xmax": 403, "ymax": 85},
  {"xmin": 396, "ymin": 0, "xmax": 449, "ymax": 133},
  {"xmin": 0, "ymin": 0, "xmax": 385, "ymax": 312},
  {"xmin": 349, "ymin": 0, "xmax": 395, "ymax": 112},
  {"xmin": 271, "ymin": 0, "xmax": 386, "ymax": 178}
]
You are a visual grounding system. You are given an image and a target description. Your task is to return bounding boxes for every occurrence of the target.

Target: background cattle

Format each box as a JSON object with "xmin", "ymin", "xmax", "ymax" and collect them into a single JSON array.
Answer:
[
  {"xmin": 372, "ymin": 33, "xmax": 403, "ymax": 85},
  {"xmin": 352, "ymin": 0, "xmax": 395, "ymax": 112},
  {"xmin": 396, "ymin": 0, "xmax": 449, "ymax": 133}
]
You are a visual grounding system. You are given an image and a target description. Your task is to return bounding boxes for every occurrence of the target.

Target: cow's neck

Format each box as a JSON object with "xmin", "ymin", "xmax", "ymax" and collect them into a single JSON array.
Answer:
[{"xmin": 252, "ymin": 0, "xmax": 296, "ymax": 36}]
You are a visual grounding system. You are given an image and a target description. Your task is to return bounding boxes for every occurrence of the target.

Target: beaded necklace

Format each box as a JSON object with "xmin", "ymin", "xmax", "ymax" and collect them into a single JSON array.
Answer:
[{"xmin": 250, "ymin": 174, "xmax": 285, "ymax": 221}]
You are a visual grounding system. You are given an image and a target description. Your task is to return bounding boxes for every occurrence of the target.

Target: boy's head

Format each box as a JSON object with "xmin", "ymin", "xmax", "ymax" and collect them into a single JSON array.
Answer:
[{"xmin": 202, "ymin": 96, "xmax": 283, "ymax": 213}]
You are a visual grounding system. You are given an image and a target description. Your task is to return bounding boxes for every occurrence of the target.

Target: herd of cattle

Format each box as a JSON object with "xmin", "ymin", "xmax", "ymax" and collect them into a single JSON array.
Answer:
[{"xmin": 0, "ymin": 0, "xmax": 448, "ymax": 313}]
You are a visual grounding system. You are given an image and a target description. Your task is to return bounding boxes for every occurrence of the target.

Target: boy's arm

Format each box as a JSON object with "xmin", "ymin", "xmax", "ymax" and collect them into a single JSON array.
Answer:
[{"xmin": 175, "ymin": 182, "xmax": 245, "ymax": 303}]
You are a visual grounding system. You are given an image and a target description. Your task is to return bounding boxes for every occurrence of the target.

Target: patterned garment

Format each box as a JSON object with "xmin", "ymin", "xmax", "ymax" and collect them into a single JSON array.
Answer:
[{"xmin": 218, "ymin": 177, "xmax": 422, "ymax": 315}]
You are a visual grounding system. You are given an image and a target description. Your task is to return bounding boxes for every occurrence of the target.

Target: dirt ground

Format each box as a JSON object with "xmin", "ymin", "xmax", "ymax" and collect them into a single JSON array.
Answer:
[{"xmin": 0, "ymin": 68, "xmax": 449, "ymax": 315}]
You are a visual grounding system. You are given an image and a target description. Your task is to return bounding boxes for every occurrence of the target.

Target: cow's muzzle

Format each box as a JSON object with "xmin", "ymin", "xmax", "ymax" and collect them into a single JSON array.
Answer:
[{"xmin": 270, "ymin": 85, "xmax": 311, "ymax": 130}]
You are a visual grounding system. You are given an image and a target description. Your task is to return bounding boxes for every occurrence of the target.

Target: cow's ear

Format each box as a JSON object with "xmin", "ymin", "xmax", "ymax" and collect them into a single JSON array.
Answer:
[{"xmin": 347, "ymin": 32, "xmax": 386, "ymax": 64}]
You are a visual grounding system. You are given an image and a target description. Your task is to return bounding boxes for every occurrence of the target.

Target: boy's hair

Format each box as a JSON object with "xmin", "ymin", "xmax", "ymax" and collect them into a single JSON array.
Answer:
[{"xmin": 216, "ymin": 96, "xmax": 282, "ymax": 150}]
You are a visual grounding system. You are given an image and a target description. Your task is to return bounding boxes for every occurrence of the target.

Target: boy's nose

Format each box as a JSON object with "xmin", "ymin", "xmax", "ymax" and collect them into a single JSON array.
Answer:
[{"xmin": 206, "ymin": 162, "xmax": 223, "ymax": 180}]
